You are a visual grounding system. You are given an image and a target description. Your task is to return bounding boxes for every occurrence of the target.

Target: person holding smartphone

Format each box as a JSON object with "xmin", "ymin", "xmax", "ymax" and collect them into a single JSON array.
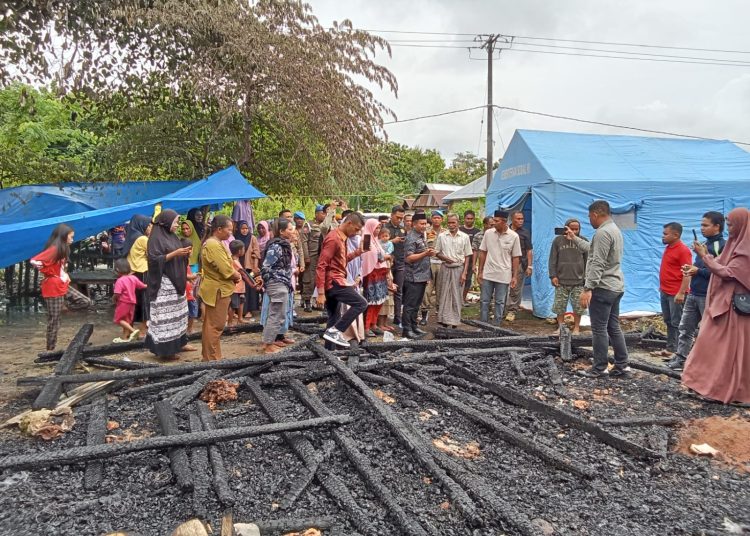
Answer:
[
  {"xmin": 548, "ymin": 218, "xmax": 588, "ymax": 334},
  {"xmin": 666, "ymin": 212, "xmax": 726, "ymax": 370},
  {"xmin": 656, "ymin": 222, "xmax": 694, "ymax": 358}
]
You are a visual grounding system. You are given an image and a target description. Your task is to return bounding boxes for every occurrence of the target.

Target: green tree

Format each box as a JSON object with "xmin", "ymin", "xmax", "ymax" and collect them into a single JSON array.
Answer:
[{"xmin": 0, "ymin": 84, "xmax": 98, "ymax": 186}]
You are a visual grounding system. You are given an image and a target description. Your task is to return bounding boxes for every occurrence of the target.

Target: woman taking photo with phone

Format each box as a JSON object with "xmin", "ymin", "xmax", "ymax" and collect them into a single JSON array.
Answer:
[
  {"xmin": 682, "ymin": 207, "xmax": 750, "ymax": 405},
  {"xmin": 31, "ymin": 224, "xmax": 92, "ymax": 351}
]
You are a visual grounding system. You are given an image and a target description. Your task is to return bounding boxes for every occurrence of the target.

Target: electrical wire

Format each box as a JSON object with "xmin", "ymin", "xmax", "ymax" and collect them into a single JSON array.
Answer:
[
  {"xmin": 383, "ymin": 105, "xmax": 487, "ymax": 125},
  {"xmin": 503, "ymin": 47, "xmax": 750, "ymax": 67},
  {"xmin": 382, "ymin": 104, "xmax": 750, "ymax": 146},
  {"xmin": 358, "ymin": 29, "xmax": 479, "ymax": 37},
  {"xmin": 389, "ymin": 43, "xmax": 480, "ymax": 49},
  {"xmin": 510, "ymin": 41, "xmax": 750, "ymax": 64},
  {"xmin": 512, "ymin": 34, "xmax": 750, "ymax": 55}
]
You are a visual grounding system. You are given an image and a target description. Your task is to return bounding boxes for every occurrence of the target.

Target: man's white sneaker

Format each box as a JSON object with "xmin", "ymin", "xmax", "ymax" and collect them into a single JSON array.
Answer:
[{"xmin": 323, "ymin": 327, "xmax": 351, "ymax": 348}]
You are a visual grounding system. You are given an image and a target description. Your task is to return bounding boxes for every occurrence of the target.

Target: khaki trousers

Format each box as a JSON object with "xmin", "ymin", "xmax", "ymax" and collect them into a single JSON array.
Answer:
[{"xmin": 202, "ymin": 291, "xmax": 231, "ymax": 361}]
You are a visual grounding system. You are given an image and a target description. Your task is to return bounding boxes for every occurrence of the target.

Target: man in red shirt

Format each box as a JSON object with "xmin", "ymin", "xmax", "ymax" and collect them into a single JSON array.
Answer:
[
  {"xmin": 659, "ymin": 222, "xmax": 694, "ymax": 355},
  {"xmin": 316, "ymin": 212, "xmax": 368, "ymax": 348}
]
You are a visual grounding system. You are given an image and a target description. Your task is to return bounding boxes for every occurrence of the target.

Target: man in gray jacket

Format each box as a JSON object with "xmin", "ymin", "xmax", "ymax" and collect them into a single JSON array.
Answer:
[{"xmin": 565, "ymin": 200, "xmax": 630, "ymax": 378}]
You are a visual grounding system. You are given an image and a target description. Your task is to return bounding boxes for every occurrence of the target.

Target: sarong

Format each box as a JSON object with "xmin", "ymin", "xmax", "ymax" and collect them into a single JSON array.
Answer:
[
  {"xmin": 437, "ymin": 264, "xmax": 463, "ymax": 326},
  {"xmin": 145, "ymin": 276, "xmax": 188, "ymax": 357}
]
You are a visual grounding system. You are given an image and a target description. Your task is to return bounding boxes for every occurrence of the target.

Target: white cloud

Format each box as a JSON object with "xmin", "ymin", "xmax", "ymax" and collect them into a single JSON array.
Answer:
[{"xmin": 309, "ymin": 0, "xmax": 750, "ymax": 159}]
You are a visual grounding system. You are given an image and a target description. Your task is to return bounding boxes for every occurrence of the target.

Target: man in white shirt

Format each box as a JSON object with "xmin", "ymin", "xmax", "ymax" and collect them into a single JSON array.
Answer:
[
  {"xmin": 435, "ymin": 213, "xmax": 473, "ymax": 327},
  {"xmin": 477, "ymin": 210, "xmax": 521, "ymax": 325}
]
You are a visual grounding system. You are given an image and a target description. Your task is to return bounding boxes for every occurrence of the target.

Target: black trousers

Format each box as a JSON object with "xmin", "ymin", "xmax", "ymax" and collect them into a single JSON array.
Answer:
[
  {"xmin": 402, "ymin": 280, "xmax": 427, "ymax": 332},
  {"xmin": 391, "ymin": 265, "xmax": 405, "ymax": 324},
  {"xmin": 325, "ymin": 282, "xmax": 368, "ymax": 333}
]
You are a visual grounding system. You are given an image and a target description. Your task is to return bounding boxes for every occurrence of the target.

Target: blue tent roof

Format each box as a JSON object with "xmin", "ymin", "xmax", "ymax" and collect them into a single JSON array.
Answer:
[
  {"xmin": 0, "ymin": 166, "xmax": 266, "ymax": 268},
  {"xmin": 0, "ymin": 181, "xmax": 191, "ymax": 225},
  {"xmin": 486, "ymin": 130, "xmax": 750, "ymax": 317}
]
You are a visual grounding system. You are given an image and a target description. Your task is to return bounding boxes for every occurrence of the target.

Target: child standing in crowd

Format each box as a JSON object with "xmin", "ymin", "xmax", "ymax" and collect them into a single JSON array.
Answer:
[
  {"xmin": 182, "ymin": 239, "xmax": 199, "ymax": 335},
  {"xmin": 112, "ymin": 258, "xmax": 147, "ymax": 343},
  {"xmin": 228, "ymin": 240, "xmax": 248, "ymax": 326},
  {"xmin": 377, "ymin": 227, "xmax": 397, "ymax": 332},
  {"xmin": 31, "ymin": 223, "xmax": 93, "ymax": 351}
]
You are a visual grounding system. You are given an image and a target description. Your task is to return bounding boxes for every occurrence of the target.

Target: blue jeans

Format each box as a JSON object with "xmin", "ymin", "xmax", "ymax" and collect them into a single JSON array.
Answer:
[
  {"xmin": 589, "ymin": 288, "xmax": 629, "ymax": 372},
  {"xmin": 480, "ymin": 279, "xmax": 509, "ymax": 325},
  {"xmin": 675, "ymin": 294, "xmax": 706, "ymax": 359},
  {"xmin": 660, "ymin": 290, "xmax": 684, "ymax": 352}
]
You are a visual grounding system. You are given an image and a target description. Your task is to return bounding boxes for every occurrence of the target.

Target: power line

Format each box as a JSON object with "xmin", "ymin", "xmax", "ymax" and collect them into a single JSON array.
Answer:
[
  {"xmin": 389, "ymin": 44, "xmax": 479, "ymax": 49},
  {"xmin": 511, "ymin": 41, "xmax": 750, "ymax": 65},
  {"xmin": 383, "ymin": 105, "xmax": 487, "ymax": 125},
  {"xmin": 381, "ymin": 104, "xmax": 750, "ymax": 146},
  {"xmin": 513, "ymin": 34, "xmax": 750, "ymax": 55},
  {"xmin": 502, "ymin": 47, "xmax": 750, "ymax": 68}
]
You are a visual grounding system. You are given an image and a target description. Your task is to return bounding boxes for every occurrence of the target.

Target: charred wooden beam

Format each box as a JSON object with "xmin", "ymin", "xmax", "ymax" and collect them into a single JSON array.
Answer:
[
  {"xmin": 83, "ymin": 356, "xmax": 160, "ymax": 370},
  {"xmin": 244, "ymin": 378, "xmax": 378, "ymax": 535},
  {"xmin": 223, "ymin": 362, "xmax": 274, "ymax": 380},
  {"xmin": 279, "ymin": 440, "xmax": 335, "ymax": 511},
  {"xmin": 542, "ymin": 357, "xmax": 569, "ymax": 398},
  {"xmin": 36, "ymin": 319, "xmax": 315, "ymax": 362},
  {"xmin": 20, "ymin": 337, "xmax": 320, "ymax": 387},
  {"xmin": 154, "ymin": 400, "xmax": 193, "ymax": 491},
  {"xmin": 188, "ymin": 413, "xmax": 210, "ymax": 518},
  {"xmin": 33, "ymin": 324, "xmax": 94, "ymax": 410},
  {"xmin": 390, "ymin": 370, "xmax": 594, "ymax": 479},
  {"xmin": 596, "ymin": 416, "xmax": 682, "ymax": 427},
  {"xmin": 292, "ymin": 323, "xmax": 325, "ymax": 335},
  {"xmin": 357, "ymin": 371, "xmax": 396, "ymax": 385},
  {"xmin": 559, "ymin": 325, "xmax": 573, "ymax": 362},
  {"xmin": 249, "ymin": 517, "xmax": 335, "ymax": 532},
  {"xmin": 510, "ymin": 352, "xmax": 527, "ymax": 383},
  {"xmin": 83, "ymin": 398, "xmax": 107, "ymax": 490},
  {"xmin": 461, "ymin": 319, "xmax": 522, "ymax": 337},
  {"xmin": 306, "ymin": 342, "xmax": 481, "ymax": 527},
  {"xmin": 447, "ymin": 363, "xmax": 661, "ymax": 459},
  {"xmin": 0, "ymin": 415, "xmax": 352, "ymax": 472},
  {"xmin": 118, "ymin": 372, "xmax": 205, "ymax": 399},
  {"xmin": 628, "ymin": 359, "xmax": 682, "ymax": 380},
  {"xmin": 290, "ymin": 379, "xmax": 430, "ymax": 536},
  {"xmin": 363, "ymin": 335, "xmax": 528, "ymax": 352},
  {"xmin": 195, "ymin": 401, "xmax": 235, "ymax": 507},
  {"xmin": 433, "ymin": 326, "xmax": 506, "ymax": 340}
]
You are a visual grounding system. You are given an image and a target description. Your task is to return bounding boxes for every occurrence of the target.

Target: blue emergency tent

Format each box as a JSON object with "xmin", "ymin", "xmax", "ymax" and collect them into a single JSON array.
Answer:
[
  {"xmin": 0, "ymin": 166, "xmax": 266, "ymax": 268},
  {"xmin": 0, "ymin": 181, "xmax": 191, "ymax": 225},
  {"xmin": 485, "ymin": 130, "xmax": 750, "ymax": 317}
]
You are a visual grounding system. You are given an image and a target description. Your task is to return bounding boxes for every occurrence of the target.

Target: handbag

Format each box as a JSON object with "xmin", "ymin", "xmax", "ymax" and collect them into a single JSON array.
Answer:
[{"xmin": 733, "ymin": 292, "xmax": 750, "ymax": 315}]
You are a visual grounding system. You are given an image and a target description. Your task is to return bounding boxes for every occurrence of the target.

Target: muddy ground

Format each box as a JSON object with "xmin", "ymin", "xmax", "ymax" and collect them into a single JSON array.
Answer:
[{"xmin": 0, "ymin": 304, "xmax": 748, "ymax": 536}]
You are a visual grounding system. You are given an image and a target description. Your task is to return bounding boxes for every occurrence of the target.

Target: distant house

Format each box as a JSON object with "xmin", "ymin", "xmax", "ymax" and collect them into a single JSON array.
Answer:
[
  {"xmin": 402, "ymin": 197, "xmax": 415, "ymax": 210},
  {"xmin": 411, "ymin": 183, "xmax": 463, "ymax": 210}
]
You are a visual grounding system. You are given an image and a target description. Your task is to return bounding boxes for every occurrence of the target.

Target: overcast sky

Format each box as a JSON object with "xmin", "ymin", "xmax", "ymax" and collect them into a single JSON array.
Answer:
[{"xmin": 309, "ymin": 0, "xmax": 750, "ymax": 164}]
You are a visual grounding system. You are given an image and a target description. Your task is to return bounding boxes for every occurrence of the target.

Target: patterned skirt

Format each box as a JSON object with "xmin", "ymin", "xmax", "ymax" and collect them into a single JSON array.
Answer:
[
  {"xmin": 363, "ymin": 267, "xmax": 389, "ymax": 306},
  {"xmin": 145, "ymin": 276, "xmax": 188, "ymax": 357}
]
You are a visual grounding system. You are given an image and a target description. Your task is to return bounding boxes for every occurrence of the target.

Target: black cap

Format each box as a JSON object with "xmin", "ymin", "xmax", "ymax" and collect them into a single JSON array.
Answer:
[
  {"xmin": 494, "ymin": 209, "xmax": 509, "ymax": 219},
  {"xmin": 412, "ymin": 213, "xmax": 428, "ymax": 222}
]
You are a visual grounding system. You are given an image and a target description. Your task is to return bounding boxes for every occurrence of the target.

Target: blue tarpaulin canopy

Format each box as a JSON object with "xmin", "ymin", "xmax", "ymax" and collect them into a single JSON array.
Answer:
[
  {"xmin": 0, "ymin": 166, "xmax": 266, "ymax": 268},
  {"xmin": 486, "ymin": 130, "xmax": 750, "ymax": 317}
]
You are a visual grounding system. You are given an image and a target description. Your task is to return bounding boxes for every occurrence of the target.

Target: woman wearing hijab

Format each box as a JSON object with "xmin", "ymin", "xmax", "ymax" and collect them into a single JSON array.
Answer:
[
  {"xmin": 186, "ymin": 208, "xmax": 206, "ymax": 241},
  {"xmin": 339, "ymin": 227, "xmax": 365, "ymax": 346},
  {"xmin": 144, "ymin": 209, "xmax": 192, "ymax": 359},
  {"xmin": 238, "ymin": 220, "xmax": 262, "ymax": 317},
  {"xmin": 260, "ymin": 218, "xmax": 296, "ymax": 354},
  {"xmin": 360, "ymin": 218, "xmax": 390, "ymax": 336},
  {"xmin": 178, "ymin": 219, "xmax": 202, "ymax": 273},
  {"xmin": 257, "ymin": 221, "xmax": 271, "ymax": 259},
  {"xmin": 682, "ymin": 207, "xmax": 750, "ymax": 405},
  {"xmin": 124, "ymin": 214, "xmax": 153, "ymax": 335}
]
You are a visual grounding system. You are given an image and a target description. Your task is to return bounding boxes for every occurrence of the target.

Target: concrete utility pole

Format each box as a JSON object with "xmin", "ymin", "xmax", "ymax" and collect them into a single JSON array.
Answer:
[{"xmin": 483, "ymin": 34, "xmax": 501, "ymax": 190}]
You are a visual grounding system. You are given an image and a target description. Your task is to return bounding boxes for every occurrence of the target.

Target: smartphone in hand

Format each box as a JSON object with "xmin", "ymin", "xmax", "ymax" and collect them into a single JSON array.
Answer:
[
  {"xmin": 692, "ymin": 229, "xmax": 698, "ymax": 242},
  {"xmin": 554, "ymin": 227, "xmax": 566, "ymax": 235},
  {"xmin": 363, "ymin": 234, "xmax": 371, "ymax": 251}
]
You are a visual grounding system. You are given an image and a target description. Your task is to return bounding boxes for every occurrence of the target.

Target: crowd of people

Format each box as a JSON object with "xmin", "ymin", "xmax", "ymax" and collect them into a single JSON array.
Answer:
[{"xmin": 30, "ymin": 200, "xmax": 749, "ymax": 405}]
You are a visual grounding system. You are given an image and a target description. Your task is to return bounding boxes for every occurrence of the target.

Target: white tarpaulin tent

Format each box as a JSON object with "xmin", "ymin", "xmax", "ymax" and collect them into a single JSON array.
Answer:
[{"xmin": 442, "ymin": 175, "xmax": 486, "ymax": 202}]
